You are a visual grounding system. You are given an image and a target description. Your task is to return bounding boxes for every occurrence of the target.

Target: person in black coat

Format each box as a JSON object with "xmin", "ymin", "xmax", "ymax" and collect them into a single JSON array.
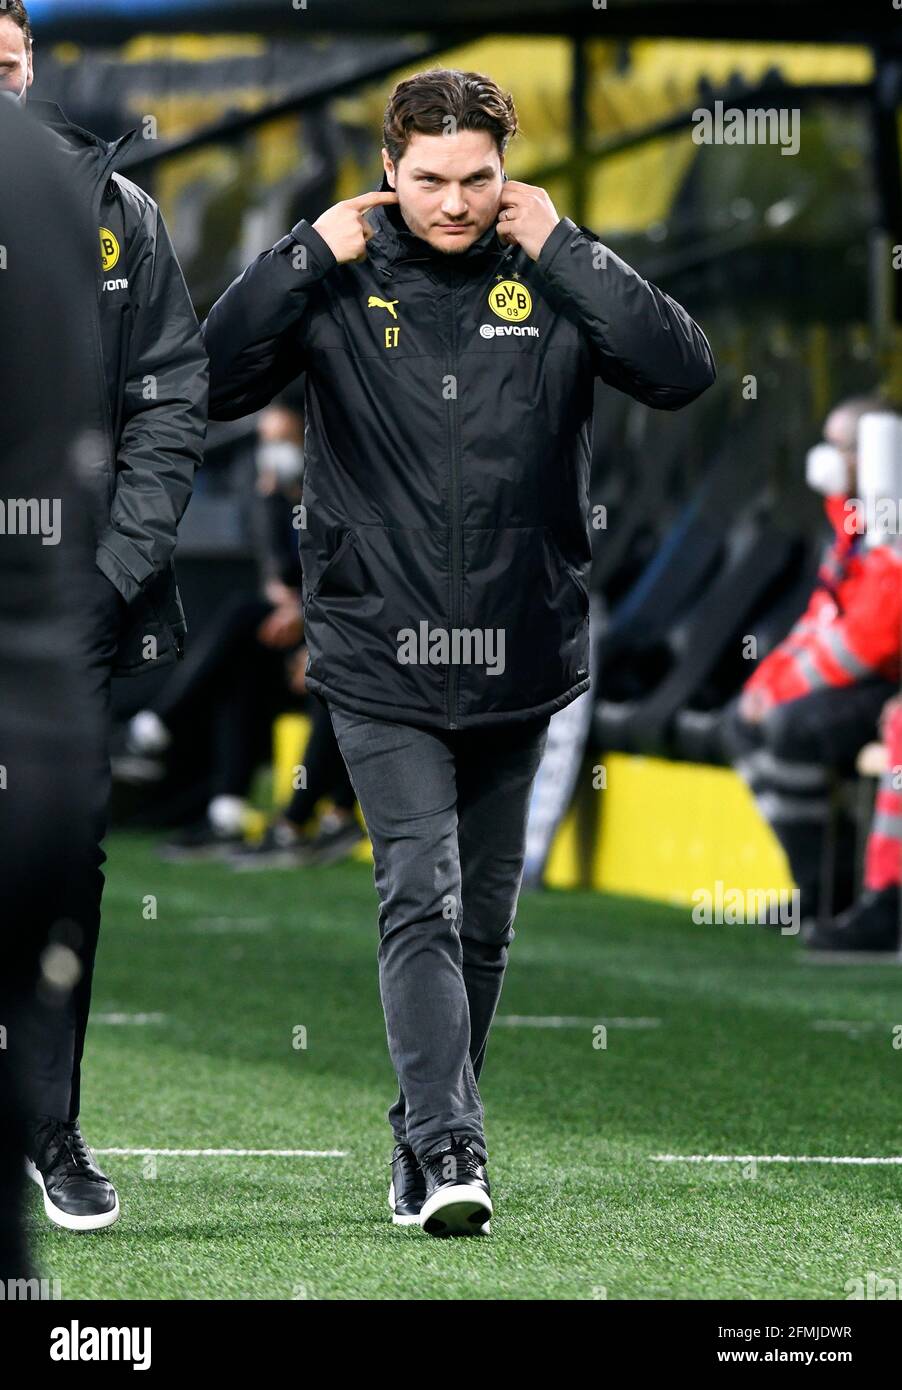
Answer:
[
  {"xmin": 1, "ymin": 1, "xmax": 208, "ymax": 1232},
  {"xmin": 203, "ymin": 66, "xmax": 714, "ymax": 1235},
  {"xmin": 0, "ymin": 85, "xmax": 101, "ymax": 1280}
]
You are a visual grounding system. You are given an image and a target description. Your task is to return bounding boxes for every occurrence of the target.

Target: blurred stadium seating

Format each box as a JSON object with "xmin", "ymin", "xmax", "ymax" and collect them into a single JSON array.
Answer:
[{"xmin": 28, "ymin": 3, "xmax": 902, "ymax": 907}]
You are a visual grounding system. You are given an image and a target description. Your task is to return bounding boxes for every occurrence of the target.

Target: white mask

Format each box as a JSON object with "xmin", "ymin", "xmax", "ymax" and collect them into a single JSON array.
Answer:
[
  {"xmin": 256, "ymin": 440, "xmax": 304, "ymax": 484},
  {"xmin": 805, "ymin": 443, "xmax": 847, "ymax": 497}
]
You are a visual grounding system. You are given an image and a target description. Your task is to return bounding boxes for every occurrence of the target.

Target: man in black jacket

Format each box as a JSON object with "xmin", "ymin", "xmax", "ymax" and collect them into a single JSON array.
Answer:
[
  {"xmin": 1, "ymin": 2, "xmax": 208, "ymax": 1231},
  {"xmin": 203, "ymin": 68, "xmax": 714, "ymax": 1235}
]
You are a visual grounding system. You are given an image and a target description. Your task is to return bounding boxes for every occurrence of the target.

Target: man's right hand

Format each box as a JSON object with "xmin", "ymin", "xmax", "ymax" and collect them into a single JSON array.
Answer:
[{"xmin": 312, "ymin": 192, "xmax": 399, "ymax": 265}]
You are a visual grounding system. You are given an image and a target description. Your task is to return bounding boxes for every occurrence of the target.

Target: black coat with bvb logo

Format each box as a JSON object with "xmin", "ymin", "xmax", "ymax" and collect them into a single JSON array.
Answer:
[
  {"xmin": 203, "ymin": 173, "xmax": 716, "ymax": 729},
  {"xmin": 34, "ymin": 103, "xmax": 208, "ymax": 675}
]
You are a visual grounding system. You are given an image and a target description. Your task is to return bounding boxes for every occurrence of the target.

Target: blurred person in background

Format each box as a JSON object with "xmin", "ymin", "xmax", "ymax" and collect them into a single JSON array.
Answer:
[
  {"xmin": 722, "ymin": 397, "xmax": 902, "ymax": 934},
  {"xmin": 2, "ymin": 0, "xmax": 208, "ymax": 1233},
  {"xmin": 119, "ymin": 403, "xmax": 361, "ymax": 866},
  {"xmin": 202, "ymin": 67, "xmax": 714, "ymax": 1235},
  {"xmin": 806, "ymin": 695, "xmax": 902, "ymax": 952},
  {"xmin": 227, "ymin": 638, "xmax": 363, "ymax": 871}
]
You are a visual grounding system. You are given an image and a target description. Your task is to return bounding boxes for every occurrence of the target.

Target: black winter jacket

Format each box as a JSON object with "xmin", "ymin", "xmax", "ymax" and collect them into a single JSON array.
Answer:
[
  {"xmin": 203, "ymin": 175, "xmax": 714, "ymax": 727},
  {"xmin": 35, "ymin": 103, "xmax": 208, "ymax": 675}
]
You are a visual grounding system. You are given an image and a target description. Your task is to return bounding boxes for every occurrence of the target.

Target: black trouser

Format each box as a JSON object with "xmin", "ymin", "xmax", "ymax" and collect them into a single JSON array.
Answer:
[
  {"xmin": 722, "ymin": 680, "xmax": 896, "ymax": 917},
  {"xmin": 16, "ymin": 576, "xmax": 121, "ymax": 1122},
  {"xmin": 152, "ymin": 597, "xmax": 354, "ymax": 818},
  {"xmin": 154, "ymin": 593, "xmax": 295, "ymax": 800},
  {"xmin": 329, "ymin": 705, "xmax": 550, "ymax": 1163},
  {"xmin": 0, "ymin": 569, "xmax": 103, "ymax": 1261}
]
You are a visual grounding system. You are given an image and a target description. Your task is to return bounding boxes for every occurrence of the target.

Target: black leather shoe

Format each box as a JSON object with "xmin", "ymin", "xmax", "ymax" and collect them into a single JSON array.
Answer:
[
  {"xmin": 25, "ymin": 1118, "xmax": 120, "ymax": 1232},
  {"xmin": 419, "ymin": 1137, "xmax": 492, "ymax": 1236},
  {"xmin": 804, "ymin": 888, "xmax": 900, "ymax": 954},
  {"xmin": 388, "ymin": 1142, "xmax": 426, "ymax": 1226}
]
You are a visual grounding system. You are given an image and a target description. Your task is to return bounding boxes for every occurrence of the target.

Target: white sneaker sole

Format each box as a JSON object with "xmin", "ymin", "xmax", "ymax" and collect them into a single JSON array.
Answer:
[
  {"xmin": 419, "ymin": 1183, "xmax": 493, "ymax": 1236},
  {"xmin": 25, "ymin": 1158, "xmax": 121, "ymax": 1232}
]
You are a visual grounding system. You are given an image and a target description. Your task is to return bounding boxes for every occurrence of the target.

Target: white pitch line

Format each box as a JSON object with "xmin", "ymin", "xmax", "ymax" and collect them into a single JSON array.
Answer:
[
  {"xmin": 93, "ymin": 1148, "xmax": 348, "ymax": 1158},
  {"xmin": 496, "ymin": 1015, "xmax": 661, "ymax": 1028},
  {"xmin": 800, "ymin": 951, "xmax": 902, "ymax": 966},
  {"xmin": 811, "ymin": 1019, "xmax": 879, "ymax": 1033},
  {"xmin": 651, "ymin": 1154, "xmax": 902, "ymax": 1165},
  {"xmin": 92, "ymin": 1012, "xmax": 167, "ymax": 1025},
  {"xmin": 188, "ymin": 918, "xmax": 273, "ymax": 933}
]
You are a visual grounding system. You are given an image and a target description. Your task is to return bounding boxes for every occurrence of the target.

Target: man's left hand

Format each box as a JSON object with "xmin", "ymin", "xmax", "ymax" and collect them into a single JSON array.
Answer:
[
  {"xmin": 258, "ymin": 602, "xmax": 303, "ymax": 650},
  {"xmin": 496, "ymin": 181, "xmax": 560, "ymax": 261}
]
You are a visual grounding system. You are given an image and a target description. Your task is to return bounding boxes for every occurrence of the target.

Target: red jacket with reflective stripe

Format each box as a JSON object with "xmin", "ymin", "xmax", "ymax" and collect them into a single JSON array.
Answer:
[
  {"xmin": 746, "ymin": 499, "xmax": 902, "ymax": 706},
  {"xmin": 865, "ymin": 700, "xmax": 902, "ymax": 891}
]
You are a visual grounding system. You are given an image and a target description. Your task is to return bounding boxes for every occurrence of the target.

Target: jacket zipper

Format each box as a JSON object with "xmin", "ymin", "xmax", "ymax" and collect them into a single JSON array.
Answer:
[
  {"xmin": 90, "ymin": 134, "xmax": 137, "ymax": 497},
  {"xmin": 91, "ymin": 175, "xmax": 121, "ymax": 502},
  {"xmin": 446, "ymin": 278, "xmax": 462, "ymax": 730},
  {"xmin": 389, "ymin": 244, "xmax": 511, "ymax": 728}
]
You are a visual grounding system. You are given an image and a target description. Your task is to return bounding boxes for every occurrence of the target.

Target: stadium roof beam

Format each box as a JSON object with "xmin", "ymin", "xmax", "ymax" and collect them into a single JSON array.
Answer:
[
  {"xmin": 120, "ymin": 34, "xmax": 456, "ymax": 172},
  {"xmin": 521, "ymin": 70, "xmax": 896, "ymax": 321},
  {"xmin": 528, "ymin": 76, "xmax": 868, "ymax": 185},
  {"xmin": 30, "ymin": 2, "xmax": 902, "ymax": 48}
]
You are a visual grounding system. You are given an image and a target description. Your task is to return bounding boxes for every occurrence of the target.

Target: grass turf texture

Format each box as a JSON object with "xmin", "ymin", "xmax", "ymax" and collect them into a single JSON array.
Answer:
[{"xmin": 30, "ymin": 832, "xmax": 902, "ymax": 1300}]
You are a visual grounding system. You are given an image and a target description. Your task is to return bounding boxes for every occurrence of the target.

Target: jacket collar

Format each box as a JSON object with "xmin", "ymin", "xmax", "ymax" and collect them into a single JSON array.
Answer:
[
  {"xmin": 29, "ymin": 100, "xmax": 138, "ymax": 183},
  {"xmin": 366, "ymin": 167, "xmax": 515, "ymax": 278}
]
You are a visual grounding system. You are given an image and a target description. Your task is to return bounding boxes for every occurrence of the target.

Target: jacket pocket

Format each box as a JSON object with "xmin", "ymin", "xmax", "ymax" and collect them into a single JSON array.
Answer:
[
  {"xmin": 308, "ymin": 528, "xmax": 358, "ymax": 603},
  {"xmin": 544, "ymin": 527, "xmax": 590, "ymax": 617}
]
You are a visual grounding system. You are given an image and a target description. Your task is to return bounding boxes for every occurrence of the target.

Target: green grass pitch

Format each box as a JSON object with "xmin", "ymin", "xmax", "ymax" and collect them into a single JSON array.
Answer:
[{"xmin": 29, "ymin": 832, "xmax": 902, "ymax": 1300}]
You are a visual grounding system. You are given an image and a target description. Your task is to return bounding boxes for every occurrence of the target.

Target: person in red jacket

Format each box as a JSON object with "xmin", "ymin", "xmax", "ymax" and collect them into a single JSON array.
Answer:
[
  {"xmin": 722, "ymin": 396, "xmax": 901, "ymax": 927},
  {"xmin": 742, "ymin": 514, "xmax": 901, "ymax": 712},
  {"xmin": 805, "ymin": 696, "xmax": 902, "ymax": 951}
]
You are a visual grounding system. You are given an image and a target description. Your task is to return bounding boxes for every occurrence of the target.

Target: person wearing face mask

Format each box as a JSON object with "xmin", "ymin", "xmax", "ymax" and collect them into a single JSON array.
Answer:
[
  {"xmin": 0, "ymin": 1, "xmax": 208, "ymax": 1232},
  {"xmin": 120, "ymin": 401, "xmax": 361, "ymax": 867},
  {"xmin": 721, "ymin": 397, "xmax": 902, "ymax": 936},
  {"xmin": 803, "ymin": 414, "xmax": 902, "ymax": 952}
]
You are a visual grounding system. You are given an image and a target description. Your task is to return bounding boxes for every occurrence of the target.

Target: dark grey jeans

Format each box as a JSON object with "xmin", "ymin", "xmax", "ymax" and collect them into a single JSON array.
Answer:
[{"xmin": 328, "ymin": 703, "xmax": 550, "ymax": 1164}]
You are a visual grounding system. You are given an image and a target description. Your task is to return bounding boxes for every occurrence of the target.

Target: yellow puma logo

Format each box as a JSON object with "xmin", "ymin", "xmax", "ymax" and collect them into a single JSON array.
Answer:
[{"xmin": 367, "ymin": 296, "xmax": 399, "ymax": 320}]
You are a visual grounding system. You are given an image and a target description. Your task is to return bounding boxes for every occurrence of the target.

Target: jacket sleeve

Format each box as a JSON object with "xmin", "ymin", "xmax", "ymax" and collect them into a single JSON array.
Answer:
[
  {"xmin": 202, "ymin": 219, "xmax": 337, "ymax": 421},
  {"xmin": 534, "ymin": 217, "xmax": 716, "ymax": 410},
  {"xmin": 744, "ymin": 587, "xmax": 834, "ymax": 695},
  {"xmin": 96, "ymin": 198, "xmax": 208, "ymax": 605},
  {"xmin": 747, "ymin": 552, "xmax": 902, "ymax": 705}
]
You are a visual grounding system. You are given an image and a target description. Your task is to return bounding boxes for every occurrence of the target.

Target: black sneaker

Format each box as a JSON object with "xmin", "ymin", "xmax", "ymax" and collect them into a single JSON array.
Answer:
[
  {"xmin": 305, "ymin": 811, "xmax": 364, "ymax": 866},
  {"xmin": 158, "ymin": 818, "xmax": 244, "ymax": 863},
  {"xmin": 229, "ymin": 820, "xmax": 317, "ymax": 871},
  {"xmin": 25, "ymin": 1118, "xmax": 120, "ymax": 1232},
  {"xmin": 388, "ymin": 1142, "xmax": 426, "ymax": 1226},
  {"xmin": 419, "ymin": 1137, "xmax": 492, "ymax": 1236},
  {"xmin": 804, "ymin": 888, "xmax": 900, "ymax": 954}
]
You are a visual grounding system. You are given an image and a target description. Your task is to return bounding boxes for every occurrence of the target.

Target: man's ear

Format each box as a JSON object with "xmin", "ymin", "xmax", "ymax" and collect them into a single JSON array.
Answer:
[{"xmin": 381, "ymin": 146, "xmax": 396, "ymax": 191}]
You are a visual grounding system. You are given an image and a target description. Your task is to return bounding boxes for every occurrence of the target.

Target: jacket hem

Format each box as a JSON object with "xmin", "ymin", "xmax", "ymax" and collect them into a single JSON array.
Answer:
[
  {"xmin": 112, "ymin": 643, "xmax": 180, "ymax": 678},
  {"xmin": 307, "ymin": 676, "xmax": 591, "ymax": 730}
]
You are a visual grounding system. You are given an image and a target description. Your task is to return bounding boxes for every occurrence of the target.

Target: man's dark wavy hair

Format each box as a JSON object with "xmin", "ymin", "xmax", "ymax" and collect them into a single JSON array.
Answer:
[
  {"xmin": 0, "ymin": 1, "xmax": 33, "ymax": 49},
  {"xmin": 383, "ymin": 68, "xmax": 518, "ymax": 166}
]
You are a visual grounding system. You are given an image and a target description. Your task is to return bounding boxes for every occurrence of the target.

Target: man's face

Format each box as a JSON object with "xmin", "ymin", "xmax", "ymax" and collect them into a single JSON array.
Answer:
[
  {"xmin": 382, "ymin": 129, "xmax": 503, "ymax": 255},
  {"xmin": 0, "ymin": 17, "xmax": 32, "ymax": 103}
]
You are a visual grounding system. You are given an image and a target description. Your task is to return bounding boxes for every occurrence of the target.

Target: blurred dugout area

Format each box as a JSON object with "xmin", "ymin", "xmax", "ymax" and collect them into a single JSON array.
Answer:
[{"xmin": 28, "ymin": 22, "xmax": 902, "ymax": 891}]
